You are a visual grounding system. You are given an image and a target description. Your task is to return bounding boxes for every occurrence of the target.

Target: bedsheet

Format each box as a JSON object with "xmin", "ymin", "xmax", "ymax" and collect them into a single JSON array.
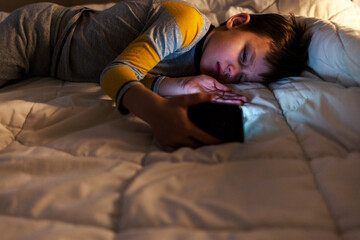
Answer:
[{"xmin": 0, "ymin": 0, "xmax": 359, "ymax": 239}]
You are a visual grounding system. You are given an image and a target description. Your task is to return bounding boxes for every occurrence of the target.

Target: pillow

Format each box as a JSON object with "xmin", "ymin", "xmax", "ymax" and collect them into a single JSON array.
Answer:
[
  {"xmin": 222, "ymin": 0, "xmax": 360, "ymax": 87},
  {"xmin": 302, "ymin": 16, "xmax": 360, "ymax": 87},
  {"xmin": 225, "ymin": 0, "xmax": 360, "ymax": 29}
]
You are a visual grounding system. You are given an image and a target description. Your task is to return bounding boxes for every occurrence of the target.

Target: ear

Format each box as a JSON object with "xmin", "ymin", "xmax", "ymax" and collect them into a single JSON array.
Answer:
[{"xmin": 226, "ymin": 13, "xmax": 250, "ymax": 29}]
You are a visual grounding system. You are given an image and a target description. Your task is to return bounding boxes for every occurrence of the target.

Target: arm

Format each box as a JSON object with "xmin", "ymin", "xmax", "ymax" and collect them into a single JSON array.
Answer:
[{"xmin": 100, "ymin": 2, "xmax": 234, "ymax": 151}]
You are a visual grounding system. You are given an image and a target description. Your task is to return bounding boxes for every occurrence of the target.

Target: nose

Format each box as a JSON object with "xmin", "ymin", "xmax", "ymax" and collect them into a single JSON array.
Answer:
[{"xmin": 224, "ymin": 64, "xmax": 242, "ymax": 82}]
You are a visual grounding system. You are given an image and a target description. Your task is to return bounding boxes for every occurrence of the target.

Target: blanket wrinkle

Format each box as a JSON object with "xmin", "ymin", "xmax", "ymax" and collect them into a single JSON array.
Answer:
[
  {"xmin": 267, "ymin": 84, "xmax": 308, "ymax": 160},
  {"xmin": 0, "ymin": 126, "xmax": 15, "ymax": 152},
  {"xmin": 0, "ymin": 214, "xmax": 117, "ymax": 234},
  {"xmin": 271, "ymin": 85, "xmax": 343, "ymax": 237},
  {"xmin": 1, "ymin": 0, "xmax": 360, "ymax": 239},
  {"xmin": 0, "ymin": 101, "xmax": 35, "ymax": 152},
  {"xmin": 258, "ymin": 0, "xmax": 277, "ymax": 13},
  {"xmin": 328, "ymin": 6, "xmax": 356, "ymax": 22},
  {"xmin": 307, "ymin": 163, "xmax": 343, "ymax": 238},
  {"xmin": 265, "ymin": 84, "xmax": 343, "ymax": 235}
]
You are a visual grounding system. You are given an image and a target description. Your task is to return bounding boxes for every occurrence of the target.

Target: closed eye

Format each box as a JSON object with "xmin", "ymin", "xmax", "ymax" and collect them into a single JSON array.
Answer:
[{"xmin": 242, "ymin": 46, "xmax": 247, "ymax": 64}]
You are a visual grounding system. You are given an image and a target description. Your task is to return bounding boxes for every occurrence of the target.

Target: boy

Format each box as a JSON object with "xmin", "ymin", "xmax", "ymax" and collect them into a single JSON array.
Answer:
[{"xmin": 0, "ymin": 0, "xmax": 310, "ymax": 151}]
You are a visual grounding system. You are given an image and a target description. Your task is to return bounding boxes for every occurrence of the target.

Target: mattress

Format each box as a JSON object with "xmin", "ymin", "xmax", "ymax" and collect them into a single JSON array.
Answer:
[{"xmin": 0, "ymin": 0, "xmax": 359, "ymax": 239}]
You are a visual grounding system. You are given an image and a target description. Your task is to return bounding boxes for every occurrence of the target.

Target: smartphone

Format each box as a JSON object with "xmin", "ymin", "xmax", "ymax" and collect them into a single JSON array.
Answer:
[{"xmin": 188, "ymin": 102, "xmax": 244, "ymax": 143}]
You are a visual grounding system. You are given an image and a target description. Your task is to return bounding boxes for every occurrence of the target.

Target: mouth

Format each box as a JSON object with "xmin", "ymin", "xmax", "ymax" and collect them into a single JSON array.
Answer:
[{"xmin": 215, "ymin": 62, "xmax": 221, "ymax": 80}]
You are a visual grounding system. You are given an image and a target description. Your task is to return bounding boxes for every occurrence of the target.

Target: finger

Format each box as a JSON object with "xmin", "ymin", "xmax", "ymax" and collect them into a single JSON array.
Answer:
[
  {"xmin": 222, "ymin": 95, "xmax": 248, "ymax": 103},
  {"xmin": 213, "ymin": 98, "xmax": 246, "ymax": 105},
  {"xmin": 212, "ymin": 97, "xmax": 245, "ymax": 103},
  {"xmin": 189, "ymin": 124, "xmax": 221, "ymax": 145},
  {"xmin": 155, "ymin": 130, "xmax": 208, "ymax": 151},
  {"xmin": 184, "ymin": 92, "xmax": 214, "ymax": 106},
  {"xmin": 163, "ymin": 145, "xmax": 177, "ymax": 152},
  {"xmin": 237, "ymin": 95, "xmax": 249, "ymax": 102},
  {"xmin": 212, "ymin": 91, "xmax": 248, "ymax": 101},
  {"xmin": 160, "ymin": 137, "xmax": 204, "ymax": 151},
  {"xmin": 212, "ymin": 96, "xmax": 246, "ymax": 105},
  {"xmin": 214, "ymin": 94, "xmax": 247, "ymax": 102},
  {"xmin": 170, "ymin": 134, "xmax": 205, "ymax": 149},
  {"xmin": 156, "ymin": 139, "xmax": 183, "ymax": 152},
  {"xmin": 213, "ymin": 94, "xmax": 248, "ymax": 103},
  {"xmin": 154, "ymin": 138, "xmax": 173, "ymax": 152},
  {"xmin": 183, "ymin": 137, "xmax": 204, "ymax": 149},
  {"xmin": 213, "ymin": 80, "xmax": 231, "ymax": 91}
]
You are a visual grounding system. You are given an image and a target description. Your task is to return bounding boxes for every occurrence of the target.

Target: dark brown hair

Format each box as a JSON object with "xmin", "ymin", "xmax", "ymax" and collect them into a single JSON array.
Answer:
[{"xmin": 226, "ymin": 13, "xmax": 311, "ymax": 83}]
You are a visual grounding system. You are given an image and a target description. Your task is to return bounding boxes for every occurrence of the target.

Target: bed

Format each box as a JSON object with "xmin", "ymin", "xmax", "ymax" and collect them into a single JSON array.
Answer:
[{"xmin": 0, "ymin": 0, "xmax": 359, "ymax": 239}]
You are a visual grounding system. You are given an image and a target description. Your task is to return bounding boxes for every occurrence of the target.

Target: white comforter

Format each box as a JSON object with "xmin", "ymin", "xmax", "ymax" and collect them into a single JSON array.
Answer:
[{"xmin": 0, "ymin": 0, "xmax": 359, "ymax": 239}]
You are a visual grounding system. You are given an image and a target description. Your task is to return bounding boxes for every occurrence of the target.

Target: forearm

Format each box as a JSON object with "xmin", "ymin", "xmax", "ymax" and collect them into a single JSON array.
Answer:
[
  {"xmin": 157, "ymin": 76, "xmax": 187, "ymax": 96},
  {"xmin": 121, "ymin": 84, "xmax": 164, "ymax": 125},
  {"xmin": 143, "ymin": 75, "xmax": 206, "ymax": 97}
]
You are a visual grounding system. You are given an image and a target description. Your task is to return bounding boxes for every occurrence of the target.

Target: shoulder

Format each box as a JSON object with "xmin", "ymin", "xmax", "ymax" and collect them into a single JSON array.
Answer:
[
  {"xmin": 161, "ymin": 1, "xmax": 203, "ymax": 22},
  {"xmin": 161, "ymin": 1, "xmax": 205, "ymax": 47}
]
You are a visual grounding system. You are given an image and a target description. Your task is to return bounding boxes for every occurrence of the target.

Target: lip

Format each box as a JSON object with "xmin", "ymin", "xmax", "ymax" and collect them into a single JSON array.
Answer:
[{"xmin": 215, "ymin": 62, "xmax": 221, "ymax": 80}]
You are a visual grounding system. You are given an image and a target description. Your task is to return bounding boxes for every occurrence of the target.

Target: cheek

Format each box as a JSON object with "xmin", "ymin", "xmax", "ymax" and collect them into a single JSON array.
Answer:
[
  {"xmin": 200, "ymin": 50, "xmax": 215, "ymax": 71},
  {"xmin": 199, "ymin": 58, "xmax": 212, "ymax": 75}
]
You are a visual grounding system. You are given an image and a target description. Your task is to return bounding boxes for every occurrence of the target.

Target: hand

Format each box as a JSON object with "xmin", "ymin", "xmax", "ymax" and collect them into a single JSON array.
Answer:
[
  {"xmin": 122, "ymin": 85, "xmax": 221, "ymax": 152},
  {"xmin": 159, "ymin": 75, "xmax": 248, "ymax": 105},
  {"xmin": 149, "ymin": 93, "xmax": 222, "ymax": 152}
]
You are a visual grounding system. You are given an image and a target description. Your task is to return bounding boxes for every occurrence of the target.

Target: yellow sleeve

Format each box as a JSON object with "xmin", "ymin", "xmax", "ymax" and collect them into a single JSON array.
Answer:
[
  {"xmin": 101, "ymin": 35, "xmax": 160, "ymax": 101},
  {"xmin": 161, "ymin": 2, "xmax": 203, "ymax": 49},
  {"xmin": 141, "ymin": 73, "xmax": 159, "ymax": 89}
]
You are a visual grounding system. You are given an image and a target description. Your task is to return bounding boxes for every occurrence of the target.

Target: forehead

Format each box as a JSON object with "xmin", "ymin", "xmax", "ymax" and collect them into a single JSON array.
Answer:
[{"xmin": 236, "ymin": 29, "xmax": 272, "ymax": 49}]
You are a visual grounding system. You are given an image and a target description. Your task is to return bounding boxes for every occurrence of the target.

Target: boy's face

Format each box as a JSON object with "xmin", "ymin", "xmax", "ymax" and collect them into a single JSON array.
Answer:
[{"xmin": 200, "ymin": 14, "xmax": 272, "ymax": 84}]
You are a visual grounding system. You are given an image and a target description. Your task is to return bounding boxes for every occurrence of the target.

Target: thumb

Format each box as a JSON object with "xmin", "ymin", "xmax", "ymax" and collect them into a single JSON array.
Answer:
[{"xmin": 184, "ymin": 93, "xmax": 214, "ymax": 106}]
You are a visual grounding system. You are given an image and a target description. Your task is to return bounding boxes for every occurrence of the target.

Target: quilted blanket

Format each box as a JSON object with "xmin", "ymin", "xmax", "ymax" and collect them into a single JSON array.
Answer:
[{"xmin": 0, "ymin": 0, "xmax": 359, "ymax": 239}]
